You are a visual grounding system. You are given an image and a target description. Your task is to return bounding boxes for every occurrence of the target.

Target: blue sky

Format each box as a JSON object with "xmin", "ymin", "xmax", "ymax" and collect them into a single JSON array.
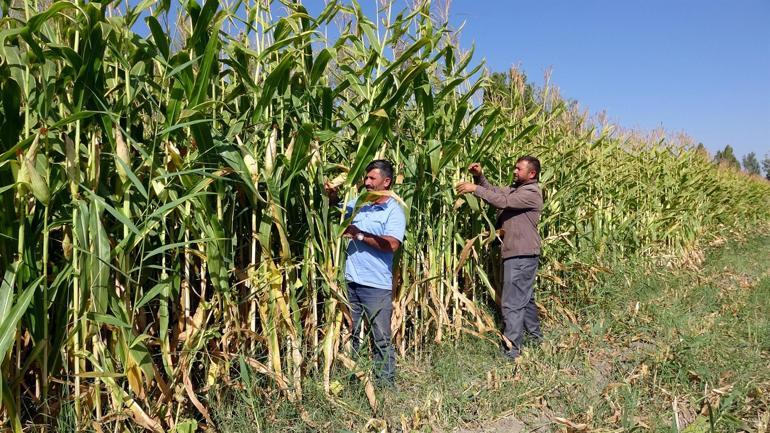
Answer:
[{"xmin": 444, "ymin": 0, "xmax": 769, "ymax": 160}]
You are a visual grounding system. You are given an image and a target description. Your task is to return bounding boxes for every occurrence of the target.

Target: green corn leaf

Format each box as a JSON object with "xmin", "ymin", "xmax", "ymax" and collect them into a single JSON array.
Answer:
[
  {"xmin": 26, "ymin": 1, "xmax": 79, "ymax": 33},
  {"xmin": 189, "ymin": 16, "xmax": 222, "ymax": 106},
  {"xmin": 50, "ymin": 110, "xmax": 101, "ymax": 129},
  {"xmin": 310, "ymin": 48, "xmax": 333, "ymax": 85},
  {"xmin": 86, "ymin": 313, "xmax": 131, "ymax": 330},
  {"xmin": 135, "ymin": 282, "xmax": 170, "ymax": 310},
  {"xmin": 373, "ymin": 37, "xmax": 430, "ymax": 87},
  {"xmin": 146, "ymin": 16, "xmax": 169, "ymax": 60},
  {"xmin": 0, "ymin": 263, "xmax": 18, "ymax": 321},
  {"xmin": 0, "ymin": 276, "xmax": 42, "ymax": 361},
  {"xmin": 89, "ymin": 201, "xmax": 112, "ymax": 314},
  {"xmin": 83, "ymin": 189, "xmax": 140, "ymax": 236},
  {"xmin": 114, "ymin": 156, "xmax": 149, "ymax": 200},
  {"xmin": 1, "ymin": 381, "xmax": 23, "ymax": 433}
]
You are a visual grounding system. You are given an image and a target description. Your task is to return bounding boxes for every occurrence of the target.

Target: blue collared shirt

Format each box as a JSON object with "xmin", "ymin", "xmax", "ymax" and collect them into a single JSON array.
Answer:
[{"xmin": 344, "ymin": 197, "xmax": 406, "ymax": 290}]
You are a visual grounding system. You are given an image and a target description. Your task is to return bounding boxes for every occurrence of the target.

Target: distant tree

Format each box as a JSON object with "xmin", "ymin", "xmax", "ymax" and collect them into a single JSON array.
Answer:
[
  {"xmin": 763, "ymin": 154, "xmax": 770, "ymax": 181},
  {"xmin": 483, "ymin": 71, "xmax": 509, "ymax": 104},
  {"xmin": 695, "ymin": 142, "xmax": 709, "ymax": 159},
  {"xmin": 483, "ymin": 68, "xmax": 538, "ymax": 111},
  {"xmin": 742, "ymin": 152, "xmax": 761, "ymax": 176},
  {"xmin": 714, "ymin": 145, "xmax": 740, "ymax": 170}
]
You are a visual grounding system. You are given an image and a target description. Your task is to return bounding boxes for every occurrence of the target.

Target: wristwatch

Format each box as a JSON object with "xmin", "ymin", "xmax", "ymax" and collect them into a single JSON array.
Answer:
[{"xmin": 356, "ymin": 232, "xmax": 365, "ymax": 241}]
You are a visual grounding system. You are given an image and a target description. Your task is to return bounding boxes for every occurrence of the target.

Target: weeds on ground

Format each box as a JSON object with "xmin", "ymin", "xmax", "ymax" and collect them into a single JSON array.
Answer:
[{"xmin": 211, "ymin": 235, "xmax": 770, "ymax": 432}]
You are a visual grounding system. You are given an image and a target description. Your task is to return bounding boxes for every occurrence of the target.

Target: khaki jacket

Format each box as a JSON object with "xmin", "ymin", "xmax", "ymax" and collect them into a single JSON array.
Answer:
[{"xmin": 473, "ymin": 176, "xmax": 543, "ymax": 258}]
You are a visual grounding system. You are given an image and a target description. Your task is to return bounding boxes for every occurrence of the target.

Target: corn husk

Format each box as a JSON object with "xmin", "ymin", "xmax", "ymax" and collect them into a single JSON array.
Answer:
[
  {"xmin": 24, "ymin": 156, "xmax": 50, "ymax": 205},
  {"xmin": 26, "ymin": 133, "xmax": 41, "ymax": 161},
  {"xmin": 87, "ymin": 133, "xmax": 100, "ymax": 186},
  {"xmin": 62, "ymin": 228, "xmax": 73, "ymax": 260},
  {"xmin": 236, "ymin": 135, "xmax": 259, "ymax": 186},
  {"xmin": 309, "ymin": 139, "xmax": 321, "ymax": 168},
  {"xmin": 284, "ymin": 133, "xmax": 295, "ymax": 161},
  {"xmin": 15, "ymin": 134, "xmax": 41, "ymax": 195},
  {"xmin": 115, "ymin": 128, "xmax": 130, "ymax": 183},
  {"xmin": 243, "ymin": 153, "xmax": 260, "ymax": 186},
  {"xmin": 265, "ymin": 125, "xmax": 278, "ymax": 176},
  {"xmin": 151, "ymin": 178, "xmax": 167, "ymax": 199},
  {"xmin": 64, "ymin": 134, "xmax": 80, "ymax": 196},
  {"xmin": 165, "ymin": 141, "xmax": 183, "ymax": 170},
  {"xmin": 326, "ymin": 171, "xmax": 348, "ymax": 190},
  {"xmin": 16, "ymin": 156, "xmax": 30, "ymax": 191}
]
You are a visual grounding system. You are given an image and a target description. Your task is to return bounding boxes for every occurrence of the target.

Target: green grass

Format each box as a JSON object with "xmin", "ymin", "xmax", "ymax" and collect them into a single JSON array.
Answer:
[{"xmin": 210, "ymin": 234, "xmax": 770, "ymax": 432}]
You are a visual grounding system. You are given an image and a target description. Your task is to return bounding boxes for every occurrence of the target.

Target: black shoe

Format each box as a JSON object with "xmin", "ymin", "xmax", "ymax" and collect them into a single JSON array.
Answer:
[{"xmin": 500, "ymin": 347, "xmax": 520, "ymax": 361}]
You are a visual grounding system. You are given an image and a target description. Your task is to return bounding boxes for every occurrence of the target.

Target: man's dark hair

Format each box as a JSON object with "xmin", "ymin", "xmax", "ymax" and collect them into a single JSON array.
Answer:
[
  {"xmin": 365, "ymin": 159, "xmax": 394, "ymax": 184},
  {"xmin": 517, "ymin": 155, "xmax": 540, "ymax": 180}
]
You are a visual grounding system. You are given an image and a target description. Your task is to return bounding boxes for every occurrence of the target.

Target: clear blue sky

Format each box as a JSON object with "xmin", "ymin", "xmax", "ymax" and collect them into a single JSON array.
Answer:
[{"xmin": 445, "ymin": 0, "xmax": 770, "ymax": 159}]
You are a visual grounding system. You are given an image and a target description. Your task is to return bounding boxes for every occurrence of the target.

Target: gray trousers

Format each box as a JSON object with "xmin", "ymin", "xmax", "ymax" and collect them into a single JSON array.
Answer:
[
  {"xmin": 347, "ymin": 281, "xmax": 395, "ymax": 383},
  {"xmin": 501, "ymin": 256, "xmax": 542, "ymax": 356}
]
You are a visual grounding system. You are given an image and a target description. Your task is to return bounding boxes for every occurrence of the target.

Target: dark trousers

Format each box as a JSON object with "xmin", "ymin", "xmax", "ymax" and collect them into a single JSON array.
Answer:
[
  {"xmin": 501, "ymin": 256, "xmax": 542, "ymax": 356},
  {"xmin": 347, "ymin": 281, "xmax": 395, "ymax": 382}
]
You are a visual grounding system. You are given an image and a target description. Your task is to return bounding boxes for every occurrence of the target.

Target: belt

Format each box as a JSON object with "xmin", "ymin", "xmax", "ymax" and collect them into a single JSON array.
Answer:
[{"xmin": 504, "ymin": 254, "xmax": 539, "ymax": 260}]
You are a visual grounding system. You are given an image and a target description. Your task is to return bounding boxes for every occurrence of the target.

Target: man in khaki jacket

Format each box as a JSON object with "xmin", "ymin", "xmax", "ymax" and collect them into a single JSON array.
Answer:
[{"xmin": 456, "ymin": 156, "xmax": 543, "ymax": 360}]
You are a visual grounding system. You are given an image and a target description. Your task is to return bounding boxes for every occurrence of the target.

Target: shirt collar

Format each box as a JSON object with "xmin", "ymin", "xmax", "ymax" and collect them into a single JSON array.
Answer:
[
  {"xmin": 513, "ymin": 179, "xmax": 538, "ymax": 187},
  {"xmin": 368, "ymin": 197, "xmax": 391, "ymax": 210}
]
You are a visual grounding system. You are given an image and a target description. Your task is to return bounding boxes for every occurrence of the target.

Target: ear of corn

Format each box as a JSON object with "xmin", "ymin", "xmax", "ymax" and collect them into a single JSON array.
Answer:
[{"xmin": 0, "ymin": 1, "xmax": 768, "ymax": 430}]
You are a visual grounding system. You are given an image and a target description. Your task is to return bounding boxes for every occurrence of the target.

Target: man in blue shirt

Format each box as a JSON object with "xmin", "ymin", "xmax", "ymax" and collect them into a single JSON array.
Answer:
[{"xmin": 325, "ymin": 160, "xmax": 406, "ymax": 385}]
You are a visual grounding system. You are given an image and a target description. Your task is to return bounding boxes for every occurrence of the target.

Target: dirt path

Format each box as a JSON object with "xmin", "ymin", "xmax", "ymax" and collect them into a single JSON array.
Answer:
[
  {"xmin": 454, "ymin": 416, "xmax": 526, "ymax": 433},
  {"xmin": 453, "ymin": 405, "xmax": 561, "ymax": 433},
  {"xmin": 452, "ymin": 395, "xmax": 578, "ymax": 433}
]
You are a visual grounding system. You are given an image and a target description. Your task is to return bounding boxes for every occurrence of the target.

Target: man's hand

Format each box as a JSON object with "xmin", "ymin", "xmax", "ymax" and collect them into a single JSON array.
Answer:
[
  {"xmin": 342, "ymin": 224, "xmax": 362, "ymax": 238},
  {"xmin": 323, "ymin": 180, "xmax": 339, "ymax": 202},
  {"xmin": 468, "ymin": 163, "xmax": 483, "ymax": 176},
  {"xmin": 343, "ymin": 225, "xmax": 400, "ymax": 252},
  {"xmin": 455, "ymin": 182, "xmax": 477, "ymax": 195}
]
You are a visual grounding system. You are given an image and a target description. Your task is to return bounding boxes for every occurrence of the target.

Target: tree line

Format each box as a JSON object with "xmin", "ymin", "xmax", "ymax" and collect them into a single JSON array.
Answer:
[{"xmin": 705, "ymin": 144, "xmax": 770, "ymax": 180}]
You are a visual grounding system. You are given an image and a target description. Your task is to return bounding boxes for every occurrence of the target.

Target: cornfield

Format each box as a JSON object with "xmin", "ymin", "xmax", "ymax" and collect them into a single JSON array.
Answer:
[{"xmin": 0, "ymin": 0, "xmax": 768, "ymax": 431}]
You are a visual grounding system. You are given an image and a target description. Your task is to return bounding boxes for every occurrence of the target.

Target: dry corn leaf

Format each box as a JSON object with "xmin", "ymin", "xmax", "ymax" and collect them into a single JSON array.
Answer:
[
  {"xmin": 553, "ymin": 416, "xmax": 588, "ymax": 431},
  {"xmin": 338, "ymin": 352, "xmax": 378, "ymax": 412},
  {"xmin": 183, "ymin": 366, "xmax": 215, "ymax": 427}
]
